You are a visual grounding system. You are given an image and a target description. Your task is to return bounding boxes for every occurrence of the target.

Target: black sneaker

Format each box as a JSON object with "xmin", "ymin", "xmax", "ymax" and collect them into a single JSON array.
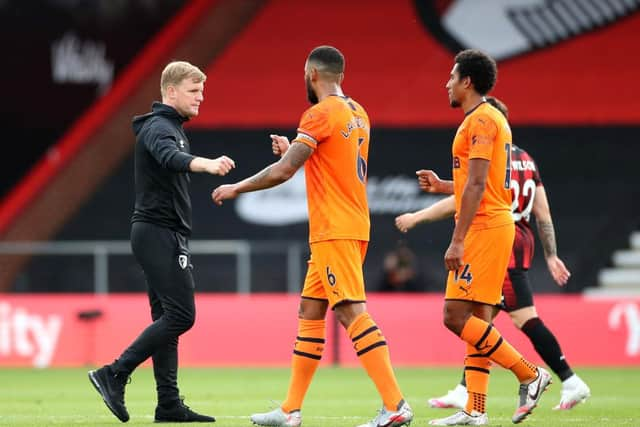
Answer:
[
  {"xmin": 88, "ymin": 365, "xmax": 130, "ymax": 423},
  {"xmin": 154, "ymin": 398, "xmax": 215, "ymax": 423}
]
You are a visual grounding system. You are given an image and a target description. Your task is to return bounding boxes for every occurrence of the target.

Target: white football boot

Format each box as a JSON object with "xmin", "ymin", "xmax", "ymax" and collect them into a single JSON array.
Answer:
[
  {"xmin": 428, "ymin": 384, "xmax": 468, "ymax": 409},
  {"xmin": 356, "ymin": 400, "xmax": 413, "ymax": 427},
  {"xmin": 429, "ymin": 410, "xmax": 488, "ymax": 426},
  {"xmin": 553, "ymin": 374, "xmax": 590, "ymax": 410},
  {"xmin": 250, "ymin": 407, "xmax": 301, "ymax": 427},
  {"xmin": 512, "ymin": 367, "xmax": 552, "ymax": 423}
]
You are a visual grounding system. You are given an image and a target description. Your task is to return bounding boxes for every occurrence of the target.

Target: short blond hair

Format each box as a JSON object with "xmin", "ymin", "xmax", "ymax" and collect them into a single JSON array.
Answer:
[{"xmin": 160, "ymin": 61, "xmax": 206, "ymax": 97}]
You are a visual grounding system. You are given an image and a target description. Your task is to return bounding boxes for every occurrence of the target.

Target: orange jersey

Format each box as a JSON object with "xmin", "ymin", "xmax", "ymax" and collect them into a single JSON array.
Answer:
[
  {"xmin": 452, "ymin": 102, "xmax": 514, "ymax": 230},
  {"xmin": 293, "ymin": 95, "xmax": 370, "ymax": 243}
]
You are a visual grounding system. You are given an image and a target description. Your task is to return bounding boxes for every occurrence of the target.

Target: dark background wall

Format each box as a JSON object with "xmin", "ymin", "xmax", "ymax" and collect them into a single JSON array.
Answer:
[
  {"xmin": 3, "ymin": 1, "xmax": 639, "ymax": 295},
  {"xmin": 13, "ymin": 126, "xmax": 639, "ymax": 294},
  {"xmin": 0, "ymin": 0, "xmax": 185, "ymax": 198}
]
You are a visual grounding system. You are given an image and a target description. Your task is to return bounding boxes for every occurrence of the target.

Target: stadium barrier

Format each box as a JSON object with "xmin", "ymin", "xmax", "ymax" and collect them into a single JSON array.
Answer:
[{"xmin": 0, "ymin": 293, "xmax": 638, "ymax": 368}]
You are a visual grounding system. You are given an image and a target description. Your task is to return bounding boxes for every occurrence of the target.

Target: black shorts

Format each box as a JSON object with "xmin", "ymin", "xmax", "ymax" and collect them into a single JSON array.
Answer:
[{"xmin": 500, "ymin": 268, "xmax": 534, "ymax": 312}]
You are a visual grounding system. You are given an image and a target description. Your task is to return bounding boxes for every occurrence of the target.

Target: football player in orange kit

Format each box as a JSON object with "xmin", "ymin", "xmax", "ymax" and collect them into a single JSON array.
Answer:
[
  {"xmin": 212, "ymin": 45, "xmax": 412, "ymax": 427},
  {"xmin": 396, "ymin": 96, "xmax": 589, "ymax": 418},
  {"xmin": 419, "ymin": 50, "xmax": 552, "ymax": 426}
]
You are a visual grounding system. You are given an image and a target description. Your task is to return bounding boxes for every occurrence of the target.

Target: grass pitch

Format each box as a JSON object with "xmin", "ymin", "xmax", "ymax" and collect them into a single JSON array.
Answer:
[{"xmin": 0, "ymin": 366, "xmax": 638, "ymax": 426}]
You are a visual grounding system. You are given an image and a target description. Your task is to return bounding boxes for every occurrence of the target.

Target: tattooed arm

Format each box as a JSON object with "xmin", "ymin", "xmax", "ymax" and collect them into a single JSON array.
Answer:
[
  {"xmin": 532, "ymin": 185, "xmax": 571, "ymax": 286},
  {"xmin": 211, "ymin": 141, "xmax": 313, "ymax": 205},
  {"xmin": 246, "ymin": 141, "xmax": 312, "ymax": 189}
]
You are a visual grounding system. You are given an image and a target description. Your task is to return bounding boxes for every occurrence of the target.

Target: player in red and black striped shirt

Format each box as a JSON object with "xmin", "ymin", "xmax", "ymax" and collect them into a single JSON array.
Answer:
[{"xmin": 395, "ymin": 97, "xmax": 590, "ymax": 414}]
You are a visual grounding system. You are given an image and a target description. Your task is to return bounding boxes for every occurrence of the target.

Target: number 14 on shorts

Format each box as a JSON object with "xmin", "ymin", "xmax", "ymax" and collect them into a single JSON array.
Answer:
[{"xmin": 454, "ymin": 264, "xmax": 473, "ymax": 284}]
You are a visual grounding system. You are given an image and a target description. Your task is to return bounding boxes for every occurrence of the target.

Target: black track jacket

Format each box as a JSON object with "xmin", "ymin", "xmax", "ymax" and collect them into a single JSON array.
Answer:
[{"xmin": 131, "ymin": 102, "xmax": 196, "ymax": 236}]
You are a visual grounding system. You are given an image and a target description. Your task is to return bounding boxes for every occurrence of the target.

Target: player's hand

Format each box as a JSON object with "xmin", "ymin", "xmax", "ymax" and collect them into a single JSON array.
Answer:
[
  {"xmin": 444, "ymin": 239, "xmax": 464, "ymax": 271},
  {"xmin": 270, "ymin": 134, "xmax": 290, "ymax": 157},
  {"xmin": 211, "ymin": 184, "xmax": 239, "ymax": 206},
  {"xmin": 208, "ymin": 156, "xmax": 236, "ymax": 176},
  {"xmin": 395, "ymin": 213, "xmax": 417, "ymax": 233},
  {"xmin": 417, "ymin": 169, "xmax": 445, "ymax": 193},
  {"xmin": 546, "ymin": 255, "xmax": 571, "ymax": 286}
]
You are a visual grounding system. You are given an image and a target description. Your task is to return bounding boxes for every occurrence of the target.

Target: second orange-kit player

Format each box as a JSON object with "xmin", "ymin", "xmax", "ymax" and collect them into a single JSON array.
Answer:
[{"xmin": 212, "ymin": 45, "xmax": 412, "ymax": 427}]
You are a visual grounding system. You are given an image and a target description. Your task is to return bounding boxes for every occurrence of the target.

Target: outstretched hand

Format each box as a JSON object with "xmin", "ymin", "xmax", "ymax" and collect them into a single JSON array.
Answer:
[
  {"xmin": 271, "ymin": 134, "xmax": 290, "ymax": 157},
  {"xmin": 395, "ymin": 213, "xmax": 417, "ymax": 233},
  {"xmin": 211, "ymin": 184, "xmax": 238, "ymax": 206},
  {"xmin": 546, "ymin": 255, "xmax": 571, "ymax": 286}
]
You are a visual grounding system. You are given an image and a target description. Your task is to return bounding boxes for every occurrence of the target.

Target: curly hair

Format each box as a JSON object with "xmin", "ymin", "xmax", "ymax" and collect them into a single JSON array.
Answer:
[{"xmin": 454, "ymin": 49, "xmax": 497, "ymax": 96}]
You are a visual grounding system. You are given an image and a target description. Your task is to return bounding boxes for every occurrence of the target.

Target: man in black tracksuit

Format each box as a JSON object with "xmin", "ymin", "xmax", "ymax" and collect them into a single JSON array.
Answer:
[{"xmin": 89, "ymin": 61, "xmax": 235, "ymax": 423}]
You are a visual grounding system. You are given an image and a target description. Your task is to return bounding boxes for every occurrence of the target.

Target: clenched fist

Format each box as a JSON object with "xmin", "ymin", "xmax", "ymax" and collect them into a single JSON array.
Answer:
[
  {"xmin": 417, "ymin": 169, "xmax": 446, "ymax": 193},
  {"xmin": 270, "ymin": 134, "xmax": 290, "ymax": 157},
  {"xmin": 208, "ymin": 156, "xmax": 236, "ymax": 176}
]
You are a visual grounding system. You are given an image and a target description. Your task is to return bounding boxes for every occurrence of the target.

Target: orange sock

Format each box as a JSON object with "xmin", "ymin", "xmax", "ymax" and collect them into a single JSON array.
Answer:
[
  {"xmin": 281, "ymin": 319, "xmax": 325, "ymax": 413},
  {"xmin": 511, "ymin": 357, "xmax": 539, "ymax": 383},
  {"xmin": 347, "ymin": 312, "xmax": 403, "ymax": 411},
  {"xmin": 464, "ymin": 344, "xmax": 490, "ymax": 414},
  {"xmin": 460, "ymin": 316, "xmax": 537, "ymax": 383}
]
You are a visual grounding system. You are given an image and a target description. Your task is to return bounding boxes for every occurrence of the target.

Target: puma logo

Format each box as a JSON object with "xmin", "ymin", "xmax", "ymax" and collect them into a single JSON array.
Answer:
[{"xmin": 477, "ymin": 341, "xmax": 491, "ymax": 351}]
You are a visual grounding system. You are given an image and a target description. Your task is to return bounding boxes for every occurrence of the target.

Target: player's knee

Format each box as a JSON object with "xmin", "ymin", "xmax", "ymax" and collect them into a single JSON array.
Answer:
[
  {"xmin": 178, "ymin": 317, "xmax": 195, "ymax": 334},
  {"xmin": 298, "ymin": 299, "xmax": 328, "ymax": 320},
  {"xmin": 334, "ymin": 310, "xmax": 349, "ymax": 328},
  {"xmin": 167, "ymin": 310, "xmax": 195, "ymax": 334},
  {"xmin": 520, "ymin": 316, "xmax": 543, "ymax": 333},
  {"xmin": 443, "ymin": 309, "xmax": 470, "ymax": 335},
  {"xmin": 183, "ymin": 312, "xmax": 196, "ymax": 331},
  {"xmin": 334, "ymin": 302, "xmax": 366, "ymax": 328},
  {"xmin": 509, "ymin": 307, "xmax": 537, "ymax": 329}
]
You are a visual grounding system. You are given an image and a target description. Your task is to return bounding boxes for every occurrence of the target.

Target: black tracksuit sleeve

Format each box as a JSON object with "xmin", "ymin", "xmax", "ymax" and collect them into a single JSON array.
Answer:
[{"xmin": 145, "ymin": 133, "xmax": 195, "ymax": 172}]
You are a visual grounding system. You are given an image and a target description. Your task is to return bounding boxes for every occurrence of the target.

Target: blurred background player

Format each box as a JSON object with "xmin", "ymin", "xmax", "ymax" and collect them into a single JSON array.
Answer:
[
  {"xmin": 418, "ymin": 50, "xmax": 551, "ymax": 426},
  {"xmin": 396, "ymin": 96, "xmax": 590, "ymax": 415},
  {"xmin": 212, "ymin": 46, "xmax": 412, "ymax": 427},
  {"xmin": 88, "ymin": 61, "xmax": 235, "ymax": 423},
  {"xmin": 377, "ymin": 243, "xmax": 423, "ymax": 292}
]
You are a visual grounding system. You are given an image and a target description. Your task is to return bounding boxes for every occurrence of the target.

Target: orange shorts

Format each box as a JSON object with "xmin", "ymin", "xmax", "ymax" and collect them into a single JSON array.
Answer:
[
  {"xmin": 445, "ymin": 223, "xmax": 515, "ymax": 305},
  {"xmin": 301, "ymin": 239, "xmax": 368, "ymax": 308}
]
